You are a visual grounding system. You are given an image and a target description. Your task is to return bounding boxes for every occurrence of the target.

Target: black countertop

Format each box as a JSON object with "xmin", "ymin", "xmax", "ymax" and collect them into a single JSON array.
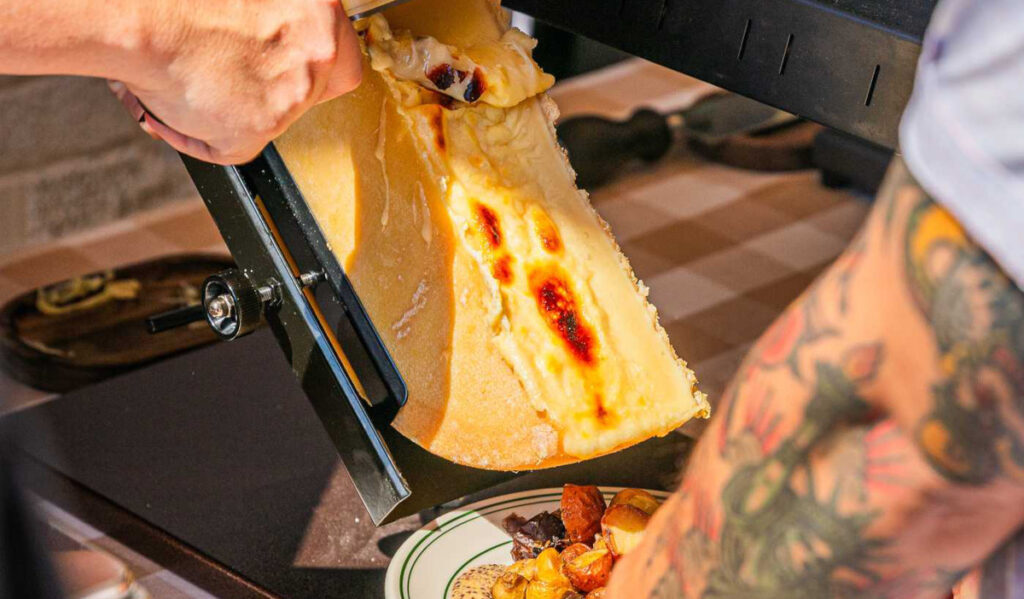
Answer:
[{"xmin": 11, "ymin": 330, "xmax": 692, "ymax": 598}]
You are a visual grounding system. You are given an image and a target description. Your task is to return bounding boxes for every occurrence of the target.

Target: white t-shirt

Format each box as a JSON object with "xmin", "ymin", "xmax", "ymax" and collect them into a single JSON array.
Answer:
[{"xmin": 899, "ymin": 0, "xmax": 1024, "ymax": 288}]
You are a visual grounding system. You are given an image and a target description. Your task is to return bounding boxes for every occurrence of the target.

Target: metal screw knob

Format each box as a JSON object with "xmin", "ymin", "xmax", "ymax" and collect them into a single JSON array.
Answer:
[
  {"xmin": 207, "ymin": 295, "xmax": 233, "ymax": 320},
  {"xmin": 201, "ymin": 270, "xmax": 278, "ymax": 340}
]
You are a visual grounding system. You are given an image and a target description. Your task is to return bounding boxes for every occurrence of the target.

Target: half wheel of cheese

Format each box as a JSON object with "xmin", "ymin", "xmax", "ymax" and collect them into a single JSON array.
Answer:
[{"xmin": 274, "ymin": 0, "xmax": 709, "ymax": 470}]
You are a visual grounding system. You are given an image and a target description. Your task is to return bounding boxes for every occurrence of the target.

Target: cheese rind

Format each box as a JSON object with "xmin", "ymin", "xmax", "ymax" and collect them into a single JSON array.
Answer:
[{"xmin": 275, "ymin": 0, "xmax": 708, "ymax": 470}]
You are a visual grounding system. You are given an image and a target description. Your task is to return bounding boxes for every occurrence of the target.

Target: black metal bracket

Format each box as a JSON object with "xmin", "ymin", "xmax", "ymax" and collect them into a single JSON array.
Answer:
[
  {"xmin": 181, "ymin": 146, "xmax": 510, "ymax": 524},
  {"xmin": 182, "ymin": 149, "xmax": 410, "ymax": 523},
  {"xmin": 507, "ymin": 0, "xmax": 935, "ymax": 149},
  {"xmin": 243, "ymin": 146, "xmax": 408, "ymax": 425}
]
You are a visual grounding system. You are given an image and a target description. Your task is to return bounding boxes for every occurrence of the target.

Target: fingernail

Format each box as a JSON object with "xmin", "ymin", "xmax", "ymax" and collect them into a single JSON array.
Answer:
[{"xmin": 139, "ymin": 118, "xmax": 160, "ymax": 140}]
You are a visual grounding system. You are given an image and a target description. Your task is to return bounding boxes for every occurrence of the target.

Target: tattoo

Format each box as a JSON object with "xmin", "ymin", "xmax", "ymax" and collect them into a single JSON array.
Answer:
[
  {"xmin": 880, "ymin": 159, "xmax": 921, "ymax": 237},
  {"xmin": 834, "ymin": 235, "xmax": 867, "ymax": 315},
  {"xmin": 861, "ymin": 419, "xmax": 916, "ymax": 494},
  {"xmin": 864, "ymin": 567, "xmax": 969, "ymax": 599},
  {"xmin": 903, "ymin": 191, "xmax": 1024, "ymax": 484},
  {"xmin": 704, "ymin": 344, "xmax": 887, "ymax": 599},
  {"xmin": 753, "ymin": 291, "xmax": 839, "ymax": 380},
  {"xmin": 625, "ymin": 161, "xmax": 1003, "ymax": 599}
]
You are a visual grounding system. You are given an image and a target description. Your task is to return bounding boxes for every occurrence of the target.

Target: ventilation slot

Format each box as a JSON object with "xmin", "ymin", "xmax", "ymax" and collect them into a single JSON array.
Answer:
[
  {"xmin": 778, "ymin": 34, "xmax": 794, "ymax": 75},
  {"xmin": 865, "ymin": 65, "xmax": 881, "ymax": 106},
  {"xmin": 737, "ymin": 19, "xmax": 751, "ymax": 60}
]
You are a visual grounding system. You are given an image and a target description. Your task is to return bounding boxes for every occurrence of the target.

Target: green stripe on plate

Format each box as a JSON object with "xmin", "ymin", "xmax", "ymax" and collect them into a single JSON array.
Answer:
[
  {"xmin": 401, "ymin": 495, "xmax": 562, "ymax": 599},
  {"xmin": 442, "ymin": 540, "xmax": 513, "ymax": 599}
]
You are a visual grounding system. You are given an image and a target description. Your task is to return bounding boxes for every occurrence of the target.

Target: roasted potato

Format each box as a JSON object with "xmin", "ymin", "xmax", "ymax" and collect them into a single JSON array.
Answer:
[
  {"xmin": 585, "ymin": 587, "xmax": 607, "ymax": 599},
  {"xmin": 508, "ymin": 558, "xmax": 538, "ymax": 580},
  {"xmin": 493, "ymin": 571, "xmax": 530, "ymax": 599},
  {"xmin": 600, "ymin": 504, "xmax": 651, "ymax": 558},
  {"xmin": 560, "ymin": 543, "xmax": 590, "ymax": 569},
  {"xmin": 535, "ymin": 548, "xmax": 570, "ymax": 585},
  {"xmin": 609, "ymin": 488, "xmax": 660, "ymax": 516},
  {"xmin": 563, "ymin": 548, "xmax": 612, "ymax": 592},
  {"xmin": 592, "ymin": 536, "xmax": 608, "ymax": 553},
  {"xmin": 525, "ymin": 580, "xmax": 580, "ymax": 599},
  {"xmin": 560, "ymin": 485, "xmax": 606, "ymax": 544}
]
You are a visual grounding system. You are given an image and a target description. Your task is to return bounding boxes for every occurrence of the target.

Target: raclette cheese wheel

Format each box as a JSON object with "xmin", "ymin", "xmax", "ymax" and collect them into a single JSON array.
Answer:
[{"xmin": 274, "ymin": 0, "xmax": 709, "ymax": 470}]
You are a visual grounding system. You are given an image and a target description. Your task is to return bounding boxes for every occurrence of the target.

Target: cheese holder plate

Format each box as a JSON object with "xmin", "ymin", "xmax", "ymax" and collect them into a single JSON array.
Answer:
[{"xmin": 181, "ymin": 146, "xmax": 512, "ymax": 525}]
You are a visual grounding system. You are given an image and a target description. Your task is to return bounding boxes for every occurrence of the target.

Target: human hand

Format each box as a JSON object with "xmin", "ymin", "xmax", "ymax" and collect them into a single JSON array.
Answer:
[{"xmin": 110, "ymin": 0, "xmax": 362, "ymax": 165}]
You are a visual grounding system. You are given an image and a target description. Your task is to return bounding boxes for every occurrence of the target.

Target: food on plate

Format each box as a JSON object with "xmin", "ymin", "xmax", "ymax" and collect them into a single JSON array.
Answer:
[
  {"xmin": 276, "ymin": 0, "xmax": 708, "ymax": 470},
  {"xmin": 450, "ymin": 564, "xmax": 506, "ymax": 599},
  {"xmin": 491, "ymin": 571, "xmax": 530, "ymax": 599},
  {"xmin": 608, "ymin": 488, "xmax": 659, "ymax": 516},
  {"xmin": 600, "ymin": 504, "xmax": 651, "ymax": 558},
  {"xmin": 560, "ymin": 485, "xmax": 606, "ymax": 544},
  {"xmin": 524, "ymin": 581, "xmax": 581, "ymax": 599},
  {"xmin": 475, "ymin": 486, "xmax": 660, "ymax": 598},
  {"xmin": 535, "ymin": 548, "xmax": 571, "ymax": 585},
  {"xmin": 506, "ymin": 557, "xmax": 537, "ymax": 580},
  {"xmin": 561, "ymin": 548, "xmax": 612, "ymax": 592},
  {"xmin": 503, "ymin": 510, "xmax": 569, "ymax": 560},
  {"xmin": 559, "ymin": 543, "xmax": 589, "ymax": 567}
]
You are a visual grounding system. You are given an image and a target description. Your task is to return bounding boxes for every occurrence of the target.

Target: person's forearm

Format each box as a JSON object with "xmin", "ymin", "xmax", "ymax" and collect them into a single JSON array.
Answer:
[
  {"xmin": 4, "ymin": 0, "xmax": 362, "ymax": 165},
  {"xmin": 609, "ymin": 158, "xmax": 1024, "ymax": 598},
  {"xmin": 0, "ymin": 0, "xmax": 168, "ymax": 82}
]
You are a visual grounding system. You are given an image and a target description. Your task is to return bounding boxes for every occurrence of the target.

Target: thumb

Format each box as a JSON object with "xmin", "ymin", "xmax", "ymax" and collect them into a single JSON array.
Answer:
[{"xmin": 316, "ymin": 9, "xmax": 363, "ymax": 103}]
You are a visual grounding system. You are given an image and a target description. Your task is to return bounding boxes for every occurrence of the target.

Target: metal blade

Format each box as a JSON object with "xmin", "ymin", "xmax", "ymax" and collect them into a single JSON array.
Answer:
[{"xmin": 342, "ymin": 0, "xmax": 414, "ymax": 19}]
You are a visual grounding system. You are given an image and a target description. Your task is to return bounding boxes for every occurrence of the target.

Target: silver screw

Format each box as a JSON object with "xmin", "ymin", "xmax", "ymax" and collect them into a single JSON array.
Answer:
[
  {"xmin": 207, "ymin": 295, "xmax": 232, "ymax": 319},
  {"xmin": 298, "ymin": 270, "xmax": 325, "ymax": 288}
]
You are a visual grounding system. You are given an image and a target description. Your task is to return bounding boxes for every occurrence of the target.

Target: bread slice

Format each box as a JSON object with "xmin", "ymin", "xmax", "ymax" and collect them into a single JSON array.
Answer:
[{"xmin": 274, "ymin": 0, "xmax": 708, "ymax": 470}]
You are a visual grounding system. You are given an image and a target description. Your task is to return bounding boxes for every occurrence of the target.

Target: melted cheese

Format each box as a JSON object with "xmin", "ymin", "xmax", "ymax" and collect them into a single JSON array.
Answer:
[
  {"xmin": 365, "ymin": 16, "xmax": 707, "ymax": 458},
  {"xmin": 365, "ymin": 15, "xmax": 554, "ymax": 107}
]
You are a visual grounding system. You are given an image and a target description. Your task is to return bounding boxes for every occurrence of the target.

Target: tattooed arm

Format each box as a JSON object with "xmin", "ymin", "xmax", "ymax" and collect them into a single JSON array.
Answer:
[{"xmin": 607, "ymin": 157, "xmax": 1024, "ymax": 599}]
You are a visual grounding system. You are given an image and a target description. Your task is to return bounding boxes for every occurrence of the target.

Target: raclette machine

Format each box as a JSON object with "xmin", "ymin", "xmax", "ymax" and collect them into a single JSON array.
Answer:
[{"xmin": 173, "ymin": 0, "xmax": 935, "ymax": 525}]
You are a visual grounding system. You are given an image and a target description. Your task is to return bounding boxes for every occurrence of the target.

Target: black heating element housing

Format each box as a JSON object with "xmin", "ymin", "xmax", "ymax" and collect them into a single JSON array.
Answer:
[{"xmin": 506, "ymin": 0, "xmax": 935, "ymax": 149}]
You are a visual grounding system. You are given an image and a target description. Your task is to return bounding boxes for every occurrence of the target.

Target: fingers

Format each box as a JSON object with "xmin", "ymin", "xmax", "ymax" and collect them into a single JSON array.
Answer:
[
  {"xmin": 108, "ymin": 81, "xmax": 162, "ymax": 141},
  {"xmin": 142, "ymin": 114, "xmax": 263, "ymax": 165},
  {"xmin": 115, "ymin": 87, "xmax": 261, "ymax": 164},
  {"xmin": 315, "ymin": 6, "xmax": 363, "ymax": 103},
  {"xmin": 111, "ymin": 81, "xmax": 262, "ymax": 165},
  {"xmin": 107, "ymin": 0, "xmax": 364, "ymax": 166},
  {"xmin": 108, "ymin": 80, "xmax": 146, "ymax": 123}
]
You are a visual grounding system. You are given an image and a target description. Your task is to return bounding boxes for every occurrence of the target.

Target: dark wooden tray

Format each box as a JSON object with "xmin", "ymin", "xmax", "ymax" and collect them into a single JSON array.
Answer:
[{"xmin": 0, "ymin": 253, "xmax": 232, "ymax": 393}]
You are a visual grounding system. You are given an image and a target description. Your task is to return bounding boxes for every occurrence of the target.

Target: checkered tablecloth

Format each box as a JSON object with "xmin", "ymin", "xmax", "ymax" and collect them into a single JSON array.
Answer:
[
  {"xmin": 0, "ymin": 58, "xmax": 868, "ymax": 597},
  {"xmin": 592, "ymin": 157, "xmax": 866, "ymax": 408}
]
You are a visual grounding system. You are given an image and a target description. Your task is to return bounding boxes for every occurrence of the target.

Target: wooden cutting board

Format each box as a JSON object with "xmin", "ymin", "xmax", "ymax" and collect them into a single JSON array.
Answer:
[{"xmin": 0, "ymin": 254, "xmax": 232, "ymax": 393}]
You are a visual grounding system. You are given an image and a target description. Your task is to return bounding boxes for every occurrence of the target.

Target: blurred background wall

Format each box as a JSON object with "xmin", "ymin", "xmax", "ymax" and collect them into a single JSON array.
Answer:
[{"xmin": 0, "ymin": 76, "xmax": 197, "ymax": 257}]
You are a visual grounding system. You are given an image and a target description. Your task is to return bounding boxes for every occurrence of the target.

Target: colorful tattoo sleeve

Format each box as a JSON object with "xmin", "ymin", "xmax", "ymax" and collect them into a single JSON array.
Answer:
[{"xmin": 607, "ymin": 157, "xmax": 1024, "ymax": 599}]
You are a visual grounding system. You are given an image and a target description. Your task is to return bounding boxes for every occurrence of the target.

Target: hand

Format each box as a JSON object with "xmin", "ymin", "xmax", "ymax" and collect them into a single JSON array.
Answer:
[{"xmin": 111, "ymin": 0, "xmax": 362, "ymax": 165}]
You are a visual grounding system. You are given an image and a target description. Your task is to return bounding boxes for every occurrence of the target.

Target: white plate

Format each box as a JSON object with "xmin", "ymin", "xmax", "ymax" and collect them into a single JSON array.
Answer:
[{"xmin": 384, "ymin": 487, "xmax": 669, "ymax": 599}]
